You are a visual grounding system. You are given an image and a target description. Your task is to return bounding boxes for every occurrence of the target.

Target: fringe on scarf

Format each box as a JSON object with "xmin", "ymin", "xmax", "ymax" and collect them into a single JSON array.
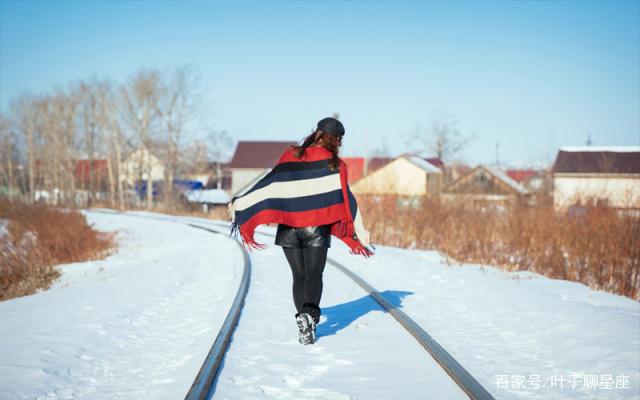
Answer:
[
  {"xmin": 336, "ymin": 219, "xmax": 353, "ymax": 239},
  {"xmin": 230, "ymin": 221, "xmax": 266, "ymax": 251},
  {"xmin": 350, "ymin": 242, "xmax": 375, "ymax": 258},
  {"xmin": 229, "ymin": 220, "xmax": 240, "ymax": 240},
  {"xmin": 336, "ymin": 218, "xmax": 375, "ymax": 258}
]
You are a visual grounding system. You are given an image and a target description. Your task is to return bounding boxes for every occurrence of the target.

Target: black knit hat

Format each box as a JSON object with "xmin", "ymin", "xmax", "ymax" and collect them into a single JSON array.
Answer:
[{"xmin": 317, "ymin": 117, "xmax": 345, "ymax": 137}]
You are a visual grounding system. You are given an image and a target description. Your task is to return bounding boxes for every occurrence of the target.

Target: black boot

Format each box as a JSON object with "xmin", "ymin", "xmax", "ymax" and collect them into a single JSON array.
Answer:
[
  {"xmin": 300, "ymin": 302, "xmax": 321, "ymax": 325},
  {"xmin": 295, "ymin": 312, "xmax": 315, "ymax": 345},
  {"xmin": 295, "ymin": 303, "xmax": 320, "ymax": 345}
]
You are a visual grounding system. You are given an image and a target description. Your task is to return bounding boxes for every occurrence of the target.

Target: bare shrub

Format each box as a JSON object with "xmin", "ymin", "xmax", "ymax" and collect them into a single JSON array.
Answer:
[
  {"xmin": 0, "ymin": 200, "xmax": 115, "ymax": 300},
  {"xmin": 359, "ymin": 194, "xmax": 640, "ymax": 300}
]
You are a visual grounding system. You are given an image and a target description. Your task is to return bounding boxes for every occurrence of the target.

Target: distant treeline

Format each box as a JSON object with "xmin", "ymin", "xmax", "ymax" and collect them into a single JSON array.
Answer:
[{"xmin": 0, "ymin": 66, "xmax": 233, "ymax": 210}]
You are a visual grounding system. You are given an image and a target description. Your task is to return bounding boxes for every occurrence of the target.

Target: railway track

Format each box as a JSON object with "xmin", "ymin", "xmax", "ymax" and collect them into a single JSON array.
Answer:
[
  {"xmin": 183, "ymin": 224, "xmax": 251, "ymax": 400},
  {"xmin": 91, "ymin": 210, "xmax": 495, "ymax": 400}
]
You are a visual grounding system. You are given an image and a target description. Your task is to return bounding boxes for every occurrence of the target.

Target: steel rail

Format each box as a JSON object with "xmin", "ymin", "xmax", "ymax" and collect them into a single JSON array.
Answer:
[
  {"xmin": 89, "ymin": 210, "xmax": 493, "ymax": 399},
  {"xmin": 183, "ymin": 224, "xmax": 252, "ymax": 400},
  {"xmin": 87, "ymin": 211, "xmax": 252, "ymax": 400},
  {"xmin": 221, "ymin": 223, "xmax": 496, "ymax": 400},
  {"xmin": 324, "ymin": 257, "xmax": 495, "ymax": 400}
]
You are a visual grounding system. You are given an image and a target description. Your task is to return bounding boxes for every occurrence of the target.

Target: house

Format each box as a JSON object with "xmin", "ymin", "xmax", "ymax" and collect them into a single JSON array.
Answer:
[
  {"xmin": 119, "ymin": 148, "xmax": 164, "ymax": 187},
  {"xmin": 552, "ymin": 146, "xmax": 640, "ymax": 210},
  {"xmin": 343, "ymin": 155, "xmax": 441, "ymax": 184},
  {"xmin": 444, "ymin": 163, "xmax": 473, "ymax": 184},
  {"xmin": 75, "ymin": 159, "xmax": 109, "ymax": 190},
  {"xmin": 351, "ymin": 155, "xmax": 443, "ymax": 196},
  {"xmin": 229, "ymin": 141, "xmax": 296, "ymax": 195},
  {"xmin": 506, "ymin": 169, "xmax": 552, "ymax": 193},
  {"xmin": 367, "ymin": 157, "xmax": 395, "ymax": 174},
  {"xmin": 441, "ymin": 165, "xmax": 529, "ymax": 206},
  {"xmin": 342, "ymin": 157, "xmax": 366, "ymax": 182},
  {"xmin": 207, "ymin": 161, "xmax": 232, "ymax": 190}
]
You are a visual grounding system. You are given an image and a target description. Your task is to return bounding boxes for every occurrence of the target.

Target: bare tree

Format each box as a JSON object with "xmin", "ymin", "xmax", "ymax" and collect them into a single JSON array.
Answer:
[
  {"xmin": 9, "ymin": 89, "xmax": 80, "ymax": 206},
  {"xmin": 406, "ymin": 109, "xmax": 474, "ymax": 162},
  {"xmin": 4, "ymin": 66, "xmax": 208, "ymax": 210},
  {"xmin": 77, "ymin": 80, "xmax": 107, "ymax": 203},
  {"xmin": 0, "ymin": 114, "xmax": 18, "ymax": 198},
  {"xmin": 158, "ymin": 66, "xmax": 200, "ymax": 208},
  {"xmin": 207, "ymin": 129, "xmax": 233, "ymax": 189},
  {"xmin": 11, "ymin": 95, "xmax": 38, "ymax": 203},
  {"xmin": 182, "ymin": 139, "xmax": 209, "ymax": 176},
  {"xmin": 96, "ymin": 80, "xmax": 126, "ymax": 209},
  {"xmin": 121, "ymin": 69, "xmax": 163, "ymax": 210},
  {"xmin": 56, "ymin": 89, "xmax": 81, "ymax": 206}
]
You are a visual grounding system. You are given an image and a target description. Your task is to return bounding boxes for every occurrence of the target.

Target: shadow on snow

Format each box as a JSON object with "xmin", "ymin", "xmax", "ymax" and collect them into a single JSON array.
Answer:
[{"xmin": 316, "ymin": 290, "xmax": 413, "ymax": 341}]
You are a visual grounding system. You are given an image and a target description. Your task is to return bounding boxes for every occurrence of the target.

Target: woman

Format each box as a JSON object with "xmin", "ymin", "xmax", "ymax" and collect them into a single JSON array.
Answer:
[{"xmin": 228, "ymin": 117, "xmax": 373, "ymax": 345}]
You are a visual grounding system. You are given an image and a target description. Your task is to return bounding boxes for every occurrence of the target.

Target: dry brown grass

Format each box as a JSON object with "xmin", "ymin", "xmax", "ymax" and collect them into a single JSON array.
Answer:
[
  {"xmin": 359, "ymin": 194, "xmax": 640, "ymax": 300},
  {"xmin": 0, "ymin": 200, "xmax": 115, "ymax": 301}
]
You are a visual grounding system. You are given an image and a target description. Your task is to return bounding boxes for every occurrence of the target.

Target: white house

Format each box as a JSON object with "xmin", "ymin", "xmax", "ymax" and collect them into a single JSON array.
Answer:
[
  {"xmin": 119, "ymin": 148, "xmax": 165, "ymax": 187},
  {"xmin": 552, "ymin": 146, "xmax": 640, "ymax": 210},
  {"xmin": 350, "ymin": 155, "xmax": 443, "ymax": 196}
]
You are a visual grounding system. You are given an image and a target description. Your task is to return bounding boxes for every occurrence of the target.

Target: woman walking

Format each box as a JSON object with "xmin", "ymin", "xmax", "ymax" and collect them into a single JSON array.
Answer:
[{"xmin": 228, "ymin": 117, "xmax": 374, "ymax": 345}]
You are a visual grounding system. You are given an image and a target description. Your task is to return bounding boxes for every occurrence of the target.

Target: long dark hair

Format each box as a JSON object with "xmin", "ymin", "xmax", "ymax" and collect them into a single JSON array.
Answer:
[{"xmin": 291, "ymin": 129, "xmax": 342, "ymax": 170}]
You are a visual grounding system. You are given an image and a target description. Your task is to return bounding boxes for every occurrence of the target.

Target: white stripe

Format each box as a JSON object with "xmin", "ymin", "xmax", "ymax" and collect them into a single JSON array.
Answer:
[{"xmin": 233, "ymin": 174, "xmax": 342, "ymax": 212}]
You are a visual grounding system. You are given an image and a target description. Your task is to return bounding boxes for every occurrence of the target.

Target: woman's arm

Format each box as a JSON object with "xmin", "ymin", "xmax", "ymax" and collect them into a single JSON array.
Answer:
[{"xmin": 353, "ymin": 208, "xmax": 371, "ymax": 247}]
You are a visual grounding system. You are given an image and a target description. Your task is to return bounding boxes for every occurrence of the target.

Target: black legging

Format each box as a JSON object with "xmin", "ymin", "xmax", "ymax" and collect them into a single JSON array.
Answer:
[{"xmin": 283, "ymin": 246, "xmax": 328, "ymax": 313}]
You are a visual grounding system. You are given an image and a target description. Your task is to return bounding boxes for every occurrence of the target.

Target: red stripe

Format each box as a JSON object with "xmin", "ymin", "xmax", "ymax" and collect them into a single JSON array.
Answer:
[
  {"xmin": 243, "ymin": 205, "xmax": 346, "ymax": 232},
  {"xmin": 239, "ymin": 205, "xmax": 348, "ymax": 248},
  {"xmin": 276, "ymin": 146, "xmax": 334, "ymax": 164}
]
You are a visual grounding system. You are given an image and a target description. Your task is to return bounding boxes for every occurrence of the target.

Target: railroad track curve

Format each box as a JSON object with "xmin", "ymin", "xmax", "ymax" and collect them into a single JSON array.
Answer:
[{"xmin": 89, "ymin": 210, "xmax": 495, "ymax": 400}]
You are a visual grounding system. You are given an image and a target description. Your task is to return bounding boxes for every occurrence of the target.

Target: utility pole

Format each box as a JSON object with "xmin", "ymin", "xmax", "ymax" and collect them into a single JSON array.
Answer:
[
  {"xmin": 495, "ymin": 141, "xmax": 500, "ymax": 166},
  {"xmin": 586, "ymin": 133, "xmax": 593, "ymax": 146}
]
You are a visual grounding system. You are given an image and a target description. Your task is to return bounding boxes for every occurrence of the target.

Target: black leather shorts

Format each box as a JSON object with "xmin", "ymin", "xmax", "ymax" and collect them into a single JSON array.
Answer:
[{"xmin": 274, "ymin": 224, "xmax": 332, "ymax": 248}]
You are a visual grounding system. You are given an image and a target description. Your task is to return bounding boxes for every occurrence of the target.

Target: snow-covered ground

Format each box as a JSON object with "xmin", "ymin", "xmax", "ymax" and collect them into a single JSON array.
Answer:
[
  {"xmin": 1, "ymin": 211, "xmax": 638, "ymax": 400},
  {"xmin": 0, "ymin": 212, "xmax": 244, "ymax": 399}
]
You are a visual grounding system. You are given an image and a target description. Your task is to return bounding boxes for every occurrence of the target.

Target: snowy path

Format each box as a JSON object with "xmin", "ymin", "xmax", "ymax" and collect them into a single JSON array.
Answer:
[
  {"xmin": 116, "ymin": 212, "xmax": 471, "ymax": 398},
  {"xmin": 211, "ymin": 229, "xmax": 467, "ymax": 399},
  {"xmin": 199, "ymin": 218, "xmax": 639, "ymax": 400},
  {"xmin": 0, "ymin": 212, "xmax": 244, "ymax": 400},
  {"xmin": 1, "ymin": 211, "xmax": 638, "ymax": 400}
]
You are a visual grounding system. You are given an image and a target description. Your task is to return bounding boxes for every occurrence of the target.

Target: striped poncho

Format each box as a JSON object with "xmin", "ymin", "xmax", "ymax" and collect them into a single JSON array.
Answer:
[{"xmin": 229, "ymin": 145, "xmax": 374, "ymax": 257}]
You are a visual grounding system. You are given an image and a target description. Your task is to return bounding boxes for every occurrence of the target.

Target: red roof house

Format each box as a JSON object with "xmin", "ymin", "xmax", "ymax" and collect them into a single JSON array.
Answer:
[{"xmin": 342, "ymin": 157, "xmax": 365, "ymax": 182}]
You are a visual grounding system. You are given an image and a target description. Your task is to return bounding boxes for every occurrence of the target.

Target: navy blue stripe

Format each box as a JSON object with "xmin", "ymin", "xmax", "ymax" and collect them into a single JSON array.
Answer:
[
  {"xmin": 271, "ymin": 159, "xmax": 331, "ymax": 174},
  {"xmin": 235, "ymin": 189, "xmax": 344, "ymax": 225},
  {"xmin": 347, "ymin": 184, "xmax": 358, "ymax": 219},
  {"xmin": 239, "ymin": 167, "xmax": 339, "ymax": 199}
]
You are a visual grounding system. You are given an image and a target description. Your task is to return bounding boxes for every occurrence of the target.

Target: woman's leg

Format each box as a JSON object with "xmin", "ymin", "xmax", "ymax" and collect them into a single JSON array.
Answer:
[
  {"xmin": 283, "ymin": 247, "xmax": 306, "ymax": 313},
  {"xmin": 282, "ymin": 246, "xmax": 328, "ymax": 316},
  {"xmin": 301, "ymin": 246, "xmax": 328, "ymax": 307}
]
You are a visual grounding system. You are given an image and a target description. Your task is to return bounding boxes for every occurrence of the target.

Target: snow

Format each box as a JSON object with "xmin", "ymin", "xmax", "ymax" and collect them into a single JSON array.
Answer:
[
  {"xmin": 559, "ymin": 146, "xmax": 640, "ymax": 153},
  {"xmin": 185, "ymin": 189, "xmax": 231, "ymax": 204},
  {"xmin": 1, "ymin": 211, "xmax": 638, "ymax": 399},
  {"xmin": 405, "ymin": 156, "xmax": 442, "ymax": 173},
  {"xmin": 0, "ymin": 212, "xmax": 244, "ymax": 399}
]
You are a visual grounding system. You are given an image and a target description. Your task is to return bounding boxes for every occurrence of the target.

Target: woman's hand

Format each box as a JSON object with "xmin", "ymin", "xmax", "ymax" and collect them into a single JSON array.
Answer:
[
  {"xmin": 227, "ymin": 201, "xmax": 234, "ymax": 221},
  {"xmin": 359, "ymin": 229, "xmax": 371, "ymax": 247}
]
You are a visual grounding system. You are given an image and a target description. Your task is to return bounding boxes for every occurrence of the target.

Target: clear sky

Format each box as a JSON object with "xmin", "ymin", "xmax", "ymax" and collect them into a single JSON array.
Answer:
[{"xmin": 1, "ymin": 0, "xmax": 639, "ymax": 166}]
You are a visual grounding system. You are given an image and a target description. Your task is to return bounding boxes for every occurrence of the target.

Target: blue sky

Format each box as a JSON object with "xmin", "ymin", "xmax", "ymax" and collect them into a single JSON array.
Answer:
[{"xmin": 1, "ymin": 0, "xmax": 638, "ymax": 165}]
